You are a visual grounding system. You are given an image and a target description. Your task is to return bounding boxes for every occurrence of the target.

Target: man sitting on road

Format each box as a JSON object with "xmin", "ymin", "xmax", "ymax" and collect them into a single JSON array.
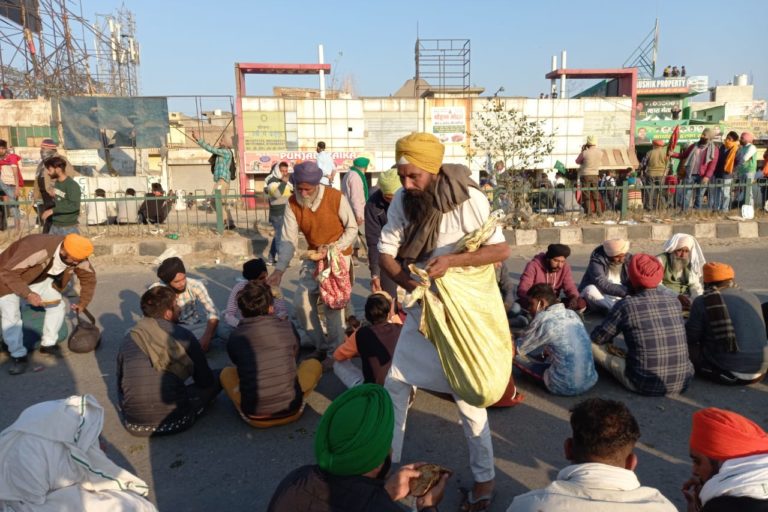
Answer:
[
  {"xmin": 333, "ymin": 291, "xmax": 403, "ymax": 388},
  {"xmin": 152, "ymin": 256, "xmax": 222, "ymax": 352},
  {"xmin": 268, "ymin": 384, "xmax": 450, "ymax": 512},
  {"xmin": 579, "ymin": 239, "xmax": 633, "ymax": 314},
  {"xmin": 508, "ymin": 398, "xmax": 676, "ymax": 511},
  {"xmin": 686, "ymin": 262, "xmax": 768, "ymax": 385},
  {"xmin": 138, "ymin": 183, "xmax": 172, "ymax": 225},
  {"xmin": 223, "ymin": 258, "xmax": 288, "ymax": 328},
  {"xmin": 683, "ymin": 408, "xmax": 768, "ymax": 511},
  {"xmin": 0, "ymin": 233, "xmax": 96, "ymax": 375},
  {"xmin": 517, "ymin": 243, "xmax": 585, "ymax": 313},
  {"xmin": 591, "ymin": 253, "xmax": 694, "ymax": 396},
  {"xmin": 117, "ymin": 286, "xmax": 221, "ymax": 437},
  {"xmin": 220, "ymin": 282, "xmax": 322, "ymax": 428},
  {"xmin": 514, "ymin": 284, "xmax": 597, "ymax": 396},
  {"xmin": 657, "ymin": 233, "xmax": 705, "ymax": 308}
]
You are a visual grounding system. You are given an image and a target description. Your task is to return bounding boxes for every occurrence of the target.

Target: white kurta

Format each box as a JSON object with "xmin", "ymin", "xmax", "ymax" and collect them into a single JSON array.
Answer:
[{"xmin": 378, "ymin": 186, "xmax": 506, "ymax": 391}]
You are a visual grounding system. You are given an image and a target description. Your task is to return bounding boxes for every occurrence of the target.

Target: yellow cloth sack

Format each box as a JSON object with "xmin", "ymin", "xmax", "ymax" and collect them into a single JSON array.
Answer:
[{"xmin": 407, "ymin": 210, "xmax": 512, "ymax": 407}]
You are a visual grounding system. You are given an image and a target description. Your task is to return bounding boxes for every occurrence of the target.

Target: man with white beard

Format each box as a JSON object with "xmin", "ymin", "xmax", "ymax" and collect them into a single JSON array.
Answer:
[
  {"xmin": 657, "ymin": 233, "xmax": 705, "ymax": 309},
  {"xmin": 579, "ymin": 239, "xmax": 633, "ymax": 314},
  {"xmin": 266, "ymin": 161, "xmax": 358, "ymax": 360}
]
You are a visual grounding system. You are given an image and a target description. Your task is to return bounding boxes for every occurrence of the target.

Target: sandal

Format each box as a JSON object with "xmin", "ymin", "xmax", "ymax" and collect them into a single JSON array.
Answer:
[{"xmin": 459, "ymin": 488, "xmax": 495, "ymax": 511}]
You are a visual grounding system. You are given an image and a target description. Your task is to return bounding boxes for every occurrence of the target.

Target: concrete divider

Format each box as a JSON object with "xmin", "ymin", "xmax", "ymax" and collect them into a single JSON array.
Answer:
[{"xmin": 502, "ymin": 220, "xmax": 768, "ymax": 246}]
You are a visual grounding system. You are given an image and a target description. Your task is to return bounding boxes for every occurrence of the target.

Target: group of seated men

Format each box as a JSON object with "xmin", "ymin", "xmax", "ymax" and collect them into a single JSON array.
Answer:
[
  {"xmin": 510, "ymin": 234, "xmax": 768, "ymax": 397},
  {"xmin": 115, "ymin": 251, "xmax": 409, "ymax": 436},
  {"xmin": 267, "ymin": 383, "xmax": 768, "ymax": 511},
  {"xmin": 115, "ymin": 255, "xmax": 319, "ymax": 435}
]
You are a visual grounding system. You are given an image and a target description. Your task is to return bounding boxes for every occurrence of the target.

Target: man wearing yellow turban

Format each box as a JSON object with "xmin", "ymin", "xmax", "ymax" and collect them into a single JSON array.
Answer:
[
  {"xmin": 365, "ymin": 168, "xmax": 402, "ymax": 297},
  {"xmin": 268, "ymin": 384, "xmax": 449, "ymax": 511},
  {"xmin": 377, "ymin": 132, "xmax": 512, "ymax": 508},
  {"xmin": 0, "ymin": 234, "xmax": 96, "ymax": 375}
]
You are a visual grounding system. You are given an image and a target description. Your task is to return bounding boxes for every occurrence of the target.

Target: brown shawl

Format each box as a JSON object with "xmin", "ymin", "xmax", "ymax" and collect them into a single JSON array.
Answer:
[
  {"xmin": 130, "ymin": 317, "xmax": 195, "ymax": 380},
  {"xmin": 398, "ymin": 164, "xmax": 478, "ymax": 262}
]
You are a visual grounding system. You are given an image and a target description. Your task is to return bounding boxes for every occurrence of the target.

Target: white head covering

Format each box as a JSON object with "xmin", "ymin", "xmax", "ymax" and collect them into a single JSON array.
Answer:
[
  {"xmin": 267, "ymin": 162, "xmax": 283, "ymax": 182},
  {"xmin": 663, "ymin": 233, "xmax": 706, "ymax": 274}
]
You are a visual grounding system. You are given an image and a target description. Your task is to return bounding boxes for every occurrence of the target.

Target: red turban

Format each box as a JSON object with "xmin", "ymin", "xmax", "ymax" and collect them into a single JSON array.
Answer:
[
  {"xmin": 690, "ymin": 408, "xmax": 768, "ymax": 460},
  {"xmin": 628, "ymin": 253, "xmax": 663, "ymax": 289}
]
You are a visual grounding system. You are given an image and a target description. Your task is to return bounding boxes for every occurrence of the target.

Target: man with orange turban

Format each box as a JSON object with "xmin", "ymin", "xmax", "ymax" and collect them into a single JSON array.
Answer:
[
  {"xmin": 0, "ymin": 234, "xmax": 96, "ymax": 375},
  {"xmin": 684, "ymin": 408, "xmax": 768, "ymax": 511},
  {"xmin": 377, "ymin": 132, "xmax": 512, "ymax": 510},
  {"xmin": 591, "ymin": 253, "xmax": 693, "ymax": 395},
  {"xmin": 685, "ymin": 262, "xmax": 768, "ymax": 385}
]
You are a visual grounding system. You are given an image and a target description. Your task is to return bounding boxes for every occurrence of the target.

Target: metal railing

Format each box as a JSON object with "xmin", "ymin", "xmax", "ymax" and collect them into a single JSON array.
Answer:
[
  {"xmin": 492, "ymin": 176, "xmax": 768, "ymax": 227},
  {"xmin": 0, "ymin": 189, "xmax": 271, "ymax": 244}
]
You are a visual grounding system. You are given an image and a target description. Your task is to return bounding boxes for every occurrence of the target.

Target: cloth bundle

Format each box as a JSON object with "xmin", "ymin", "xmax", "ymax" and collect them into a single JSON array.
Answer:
[
  {"xmin": 315, "ymin": 245, "xmax": 352, "ymax": 310},
  {"xmin": 407, "ymin": 210, "xmax": 512, "ymax": 407}
]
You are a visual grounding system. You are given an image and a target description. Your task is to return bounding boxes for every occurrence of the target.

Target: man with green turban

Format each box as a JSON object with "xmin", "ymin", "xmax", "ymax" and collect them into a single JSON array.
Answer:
[
  {"xmin": 366, "ymin": 167, "xmax": 403, "ymax": 297},
  {"xmin": 268, "ymin": 384, "xmax": 448, "ymax": 511},
  {"xmin": 342, "ymin": 156, "xmax": 371, "ymax": 267}
]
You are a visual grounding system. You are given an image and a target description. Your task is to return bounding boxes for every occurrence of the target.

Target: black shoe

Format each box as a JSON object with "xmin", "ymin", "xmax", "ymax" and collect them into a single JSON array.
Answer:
[
  {"xmin": 39, "ymin": 345, "xmax": 63, "ymax": 358},
  {"xmin": 9, "ymin": 356, "xmax": 28, "ymax": 375}
]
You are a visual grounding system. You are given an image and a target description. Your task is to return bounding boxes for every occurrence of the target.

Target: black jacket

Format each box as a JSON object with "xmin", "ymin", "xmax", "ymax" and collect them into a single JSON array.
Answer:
[
  {"xmin": 364, "ymin": 189, "xmax": 390, "ymax": 279},
  {"xmin": 116, "ymin": 319, "xmax": 216, "ymax": 428},
  {"xmin": 227, "ymin": 315, "xmax": 301, "ymax": 418},
  {"xmin": 578, "ymin": 246, "xmax": 633, "ymax": 298},
  {"xmin": 267, "ymin": 465, "xmax": 403, "ymax": 512}
]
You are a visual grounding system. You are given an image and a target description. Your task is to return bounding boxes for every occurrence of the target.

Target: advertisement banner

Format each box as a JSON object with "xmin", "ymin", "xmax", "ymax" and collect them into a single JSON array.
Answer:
[
  {"xmin": 244, "ymin": 150, "xmax": 375, "ymax": 174},
  {"xmin": 431, "ymin": 106, "xmax": 466, "ymax": 144},
  {"xmin": 243, "ymin": 111, "xmax": 286, "ymax": 151},
  {"xmin": 635, "ymin": 122, "xmax": 723, "ymax": 146},
  {"xmin": 636, "ymin": 98, "xmax": 682, "ymax": 121},
  {"xmin": 636, "ymin": 76, "xmax": 709, "ymax": 96}
]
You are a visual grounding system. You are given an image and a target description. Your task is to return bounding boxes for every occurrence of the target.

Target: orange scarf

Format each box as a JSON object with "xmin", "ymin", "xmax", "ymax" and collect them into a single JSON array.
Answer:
[{"xmin": 723, "ymin": 139, "xmax": 739, "ymax": 173}]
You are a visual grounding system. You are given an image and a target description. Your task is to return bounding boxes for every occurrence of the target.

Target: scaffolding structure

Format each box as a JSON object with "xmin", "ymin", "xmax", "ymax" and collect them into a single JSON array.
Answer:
[
  {"xmin": 623, "ymin": 18, "xmax": 659, "ymax": 78},
  {"xmin": 414, "ymin": 38, "xmax": 470, "ymax": 95},
  {"xmin": 0, "ymin": 0, "xmax": 140, "ymax": 98}
]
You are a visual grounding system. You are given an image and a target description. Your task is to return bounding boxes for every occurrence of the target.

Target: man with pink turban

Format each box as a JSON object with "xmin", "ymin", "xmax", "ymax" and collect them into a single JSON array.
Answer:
[
  {"xmin": 591, "ymin": 253, "xmax": 693, "ymax": 395},
  {"xmin": 736, "ymin": 131, "xmax": 760, "ymax": 207},
  {"xmin": 683, "ymin": 408, "xmax": 768, "ymax": 511}
]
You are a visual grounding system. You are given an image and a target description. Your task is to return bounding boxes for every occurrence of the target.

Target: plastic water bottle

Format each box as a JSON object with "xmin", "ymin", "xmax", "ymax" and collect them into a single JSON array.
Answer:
[{"xmin": 165, "ymin": 234, "xmax": 179, "ymax": 240}]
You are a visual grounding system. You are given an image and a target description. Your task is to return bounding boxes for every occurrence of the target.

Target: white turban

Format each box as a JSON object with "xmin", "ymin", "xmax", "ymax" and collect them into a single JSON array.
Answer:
[
  {"xmin": 603, "ymin": 239, "xmax": 630, "ymax": 257},
  {"xmin": 663, "ymin": 233, "xmax": 706, "ymax": 275}
]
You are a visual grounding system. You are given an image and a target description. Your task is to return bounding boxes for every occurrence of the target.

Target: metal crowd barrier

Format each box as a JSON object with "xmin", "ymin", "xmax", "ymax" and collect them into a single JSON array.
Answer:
[{"xmin": 0, "ymin": 189, "xmax": 271, "ymax": 244}]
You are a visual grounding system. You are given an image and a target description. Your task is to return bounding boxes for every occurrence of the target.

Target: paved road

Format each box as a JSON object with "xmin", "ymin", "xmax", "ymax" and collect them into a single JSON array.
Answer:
[{"xmin": 1, "ymin": 238, "xmax": 768, "ymax": 511}]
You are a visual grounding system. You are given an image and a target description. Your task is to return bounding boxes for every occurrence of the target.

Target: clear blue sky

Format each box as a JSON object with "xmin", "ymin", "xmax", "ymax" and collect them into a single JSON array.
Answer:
[{"xmin": 83, "ymin": 0, "xmax": 766, "ymax": 102}]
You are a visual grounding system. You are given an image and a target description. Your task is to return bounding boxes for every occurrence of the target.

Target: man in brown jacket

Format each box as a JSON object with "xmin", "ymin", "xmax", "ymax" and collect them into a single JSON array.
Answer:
[{"xmin": 0, "ymin": 233, "xmax": 96, "ymax": 375}]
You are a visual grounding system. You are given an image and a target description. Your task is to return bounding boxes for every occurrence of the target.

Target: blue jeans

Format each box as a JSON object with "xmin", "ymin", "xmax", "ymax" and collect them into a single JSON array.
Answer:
[
  {"xmin": 49, "ymin": 224, "xmax": 80, "ymax": 236},
  {"xmin": 678, "ymin": 175, "xmax": 708, "ymax": 210},
  {"xmin": 710, "ymin": 178, "xmax": 732, "ymax": 211},
  {"xmin": 268, "ymin": 213, "xmax": 284, "ymax": 261}
]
